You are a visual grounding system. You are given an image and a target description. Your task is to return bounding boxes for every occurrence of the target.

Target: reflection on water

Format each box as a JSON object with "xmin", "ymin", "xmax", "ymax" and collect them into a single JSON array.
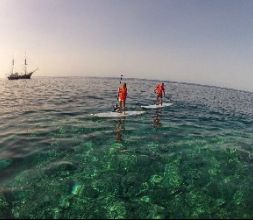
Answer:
[
  {"xmin": 115, "ymin": 118, "xmax": 125, "ymax": 143},
  {"xmin": 153, "ymin": 109, "xmax": 162, "ymax": 128}
]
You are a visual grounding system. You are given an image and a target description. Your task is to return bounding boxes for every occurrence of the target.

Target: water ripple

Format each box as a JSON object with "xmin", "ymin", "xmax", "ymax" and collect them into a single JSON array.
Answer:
[{"xmin": 0, "ymin": 77, "xmax": 253, "ymax": 218}]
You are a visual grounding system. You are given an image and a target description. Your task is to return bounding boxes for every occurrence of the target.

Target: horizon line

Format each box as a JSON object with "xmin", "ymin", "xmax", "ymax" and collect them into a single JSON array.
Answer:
[{"xmin": 24, "ymin": 75, "xmax": 253, "ymax": 94}]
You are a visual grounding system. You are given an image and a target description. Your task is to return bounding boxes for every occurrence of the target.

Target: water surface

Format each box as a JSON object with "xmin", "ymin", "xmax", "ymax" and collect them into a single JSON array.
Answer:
[{"xmin": 0, "ymin": 77, "xmax": 253, "ymax": 218}]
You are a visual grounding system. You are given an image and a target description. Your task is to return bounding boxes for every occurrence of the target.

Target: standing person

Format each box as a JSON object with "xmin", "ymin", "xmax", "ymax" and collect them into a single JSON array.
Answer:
[
  {"xmin": 154, "ymin": 82, "xmax": 165, "ymax": 105},
  {"xmin": 117, "ymin": 82, "xmax": 128, "ymax": 113}
]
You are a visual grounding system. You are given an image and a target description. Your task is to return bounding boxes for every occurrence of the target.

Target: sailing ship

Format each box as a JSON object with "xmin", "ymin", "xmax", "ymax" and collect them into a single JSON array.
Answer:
[{"xmin": 8, "ymin": 57, "xmax": 38, "ymax": 80}]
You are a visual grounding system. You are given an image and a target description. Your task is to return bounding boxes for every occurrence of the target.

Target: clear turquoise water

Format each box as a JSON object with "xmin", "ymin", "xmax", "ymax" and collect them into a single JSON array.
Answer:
[{"xmin": 0, "ymin": 77, "xmax": 253, "ymax": 218}]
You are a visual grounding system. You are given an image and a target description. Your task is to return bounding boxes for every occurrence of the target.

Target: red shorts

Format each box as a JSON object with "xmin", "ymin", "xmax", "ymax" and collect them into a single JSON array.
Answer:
[{"xmin": 157, "ymin": 93, "xmax": 163, "ymax": 98}]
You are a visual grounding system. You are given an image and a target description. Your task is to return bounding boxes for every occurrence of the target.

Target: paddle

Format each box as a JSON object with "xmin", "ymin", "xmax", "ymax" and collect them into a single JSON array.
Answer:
[
  {"xmin": 161, "ymin": 87, "xmax": 173, "ymax": 104},
  {"xmin": 120, "ymin": 74, "xmax": 123, "ymax": 84}
]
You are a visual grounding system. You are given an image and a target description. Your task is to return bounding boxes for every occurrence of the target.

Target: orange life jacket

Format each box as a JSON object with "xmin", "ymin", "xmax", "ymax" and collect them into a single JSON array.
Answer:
[
  {"xmin": 155, "ymin": 84, "xmax": 165, "ymax": 94},
  {"xmin": 118, "ymin": 86, "xmax": 127, "ymax": 100}
]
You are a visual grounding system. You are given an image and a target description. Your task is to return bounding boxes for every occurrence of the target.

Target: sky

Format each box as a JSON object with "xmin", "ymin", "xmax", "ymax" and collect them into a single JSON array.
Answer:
[{"xmin": 1, "ymin": 0, "xmax": 253, "ymax": 91}]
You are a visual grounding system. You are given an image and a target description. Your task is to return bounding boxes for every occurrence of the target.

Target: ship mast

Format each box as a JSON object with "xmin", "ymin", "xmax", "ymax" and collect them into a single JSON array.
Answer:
[
  {"xmin": 24, "ymin": 54, "xmax": 27, "ymax": 75},
  {"xmin": 11, "ymin": 59, "xmax": 14, "ymax": 75}
]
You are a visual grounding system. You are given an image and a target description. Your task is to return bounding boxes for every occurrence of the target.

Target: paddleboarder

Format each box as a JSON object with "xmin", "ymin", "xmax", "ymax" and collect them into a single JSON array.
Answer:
[{"xmin": 154, "ymin": 82, "xmax": 165, "ymax": 105}]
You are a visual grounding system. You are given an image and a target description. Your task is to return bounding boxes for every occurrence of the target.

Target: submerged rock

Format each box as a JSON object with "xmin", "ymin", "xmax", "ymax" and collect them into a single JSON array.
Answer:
[
  {"xmin": 71, "ymin": 183, "xmax": 82, "ymax": 196},
  {"xmin": 150, "ymin": 175, "xmax": 163, "ymax": 185},
  {"xmin": 140, "ymin": 195, "xmax": 151, "ymax": 203},
  {"xmin": 147, "ymin": 204, "xmax": 166, "ymax": 219},
  {"xmin": 106, "ymin": 201, "xmax": 127, "ymax": 219},
  {"xmin": 0, "ymin": 194, "xmax": 11, "ymax": 218},
  {"xmin": 44, "ymin": 161, "xmax": 77, "ymax": 176},
  {"xmin": 0, "ymin": 159, "xmax": 12, "ymax": 171}
]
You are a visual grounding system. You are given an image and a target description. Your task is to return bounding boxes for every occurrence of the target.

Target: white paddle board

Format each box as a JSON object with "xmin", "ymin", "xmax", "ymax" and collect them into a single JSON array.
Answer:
[
  {"xmin": 91, "ymin": 110, "xmax": 146, "ymax": 118},
  {"xmin": 141, "ymin": 102, "xmax": 173, "ymax": 109}
]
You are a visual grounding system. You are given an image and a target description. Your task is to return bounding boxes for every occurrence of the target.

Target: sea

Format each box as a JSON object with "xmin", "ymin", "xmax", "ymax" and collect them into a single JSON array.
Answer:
[{"xmin": 0, "ymin": 77, "xmax": 253, "ymax": 218}]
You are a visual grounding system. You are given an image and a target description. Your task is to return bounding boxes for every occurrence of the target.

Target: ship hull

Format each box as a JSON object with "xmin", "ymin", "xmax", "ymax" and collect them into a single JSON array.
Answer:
[{"xmin": 8, "ymin": 72, "xmax": 33, "ymax": 80}]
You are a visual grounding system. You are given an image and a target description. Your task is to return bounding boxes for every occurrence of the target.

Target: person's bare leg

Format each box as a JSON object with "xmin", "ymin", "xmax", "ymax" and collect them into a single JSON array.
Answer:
[
  {"xmin": 119, "ymin": 101, "xmax": 123, "ymax": 113},
  {"xmin": 156, "ymin": 96, "xmax": 159, "ymax": 105},
  {"xmin": 123, "ymin": 100, "xmax": 126, "ymax": 113}
]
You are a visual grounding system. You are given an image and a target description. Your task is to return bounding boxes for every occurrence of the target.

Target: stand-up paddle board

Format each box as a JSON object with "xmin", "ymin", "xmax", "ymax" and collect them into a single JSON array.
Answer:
[
  {"xmin": 91, "ymin": 111, "xmax": 146, "ymax": 118},
  {"xmin": 141, "ymin": 102, "xmax": 173, "ymax": 109}
]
